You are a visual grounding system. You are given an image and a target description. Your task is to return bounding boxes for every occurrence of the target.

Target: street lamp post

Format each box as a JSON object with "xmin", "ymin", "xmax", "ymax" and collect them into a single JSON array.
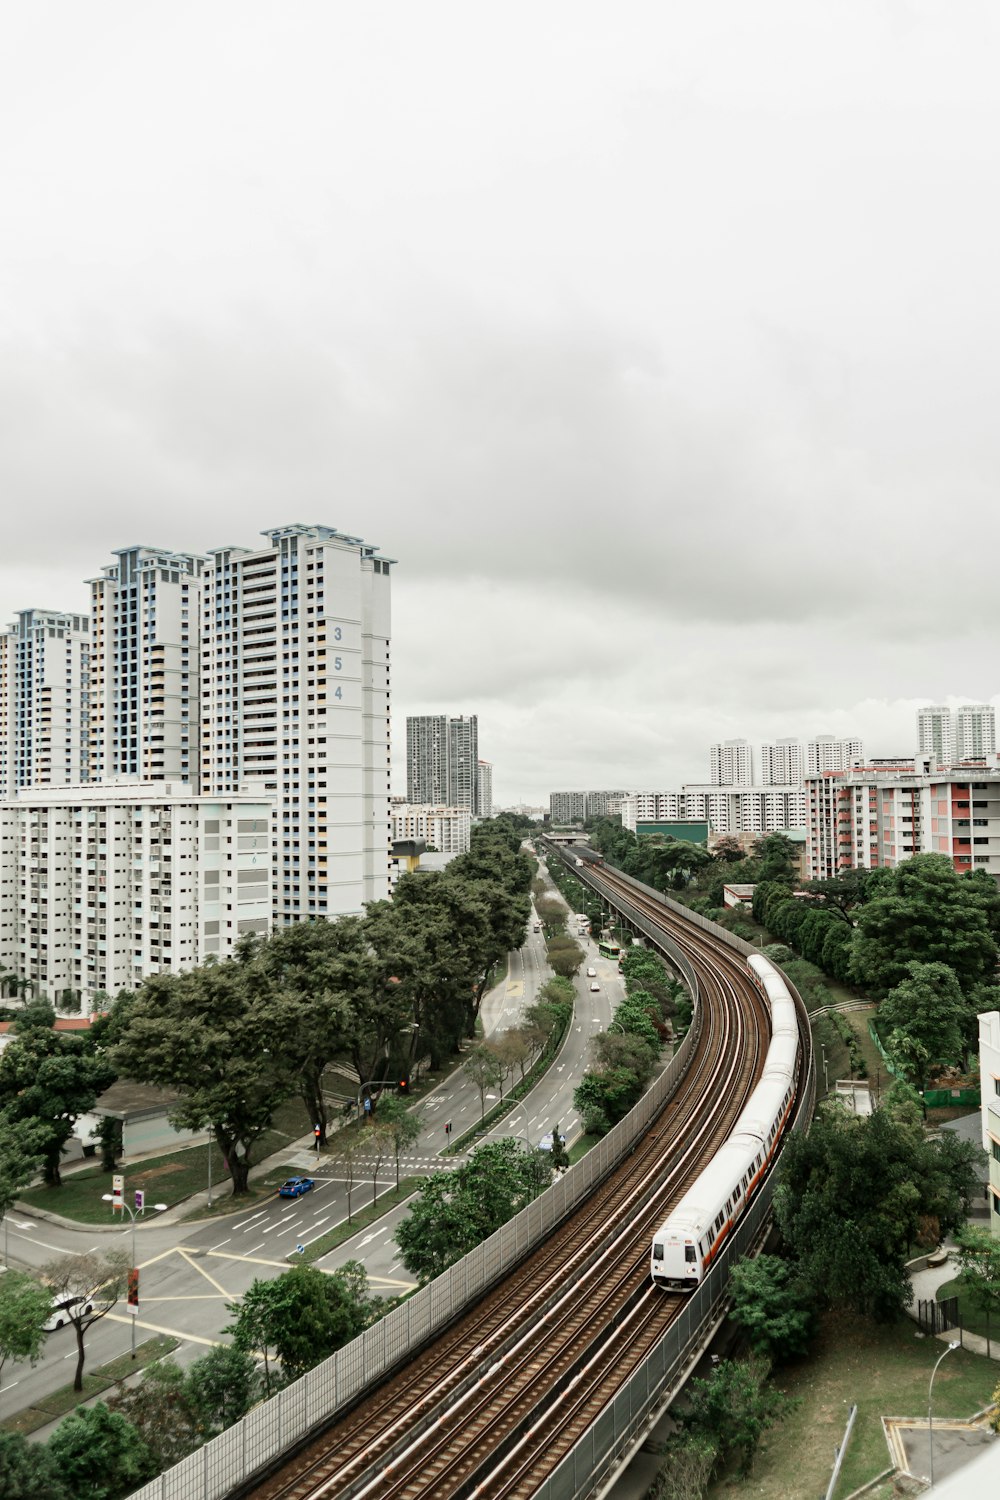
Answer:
[
  {"xmin": 928, "ymin": 1340, "xmax": 960, "ymax": 1488},
  {"xmin": 607, "ymin": 1021, "xmax": 625, "ymax": 1035},
  {"xmin": 101, "ymin": 1194, "xmax": 167, "ymax": 1359},
  {"xmin": 504, "ymin": 1098, "xmax": 532, "ymax": 1149}
]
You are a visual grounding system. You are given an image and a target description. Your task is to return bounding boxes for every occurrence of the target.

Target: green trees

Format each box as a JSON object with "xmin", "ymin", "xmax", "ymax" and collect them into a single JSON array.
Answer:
[
  {"xmin": 112, "ymin": 960, "xmax": 296, "ymax": 1196},
  {"xmin": 46, "ymin": 1403, "xmax": 155, "ymax": 1500},
  {"xmin": 849, "ymin": 854, "xmax": 998, "ymax": 996},
  {"xmin": 878, "ymin": 962, "xmax": 969, "ymax": 1088},
  {"xmin": 0, "ymin": 1431, "xmax": 69, "ymax": 1500},
  {"xmin": 572, "ymin": 947, "xmax": 677, "ymax": 1136},
  {"xmin": 680, "ymin": 1356, "xmax": 791, "ymax": 1479},
  {"xmin": 954, "ymin": 1227, "xmax": 1000, "ymax": 1337},
  {"xmin": 774, "ymin": 1104, "xmax": 981, "ymax": 1320},
  {"xmin": 727, "ymin": 1254, "xmax": 815, "ymax": 1361},
  {"xmin": 229, "ymin": 1262, "xmax": 379, "ymax": 1393},
  {"xmin": 39, "ymin": 1251, "xmax": 129, "ymax": 1392},
  {"xmin": 183, "ymin": 1345, "xmax": 260, "ymax": 1436},
  {"xmin": 396, "ymin": 1139, "xmax": 550, "ymax": 1282},
  {"xmin": 107, "ymin": 1362, "xmax": 201, "ymax": 1471},
  {"xmin": 0, "ymin": 1272, "xmax": 52, "ymax": 1389},
  {"xmin": 0, "ymin": 1009, "xmax": 114, "ymax": 1187}
]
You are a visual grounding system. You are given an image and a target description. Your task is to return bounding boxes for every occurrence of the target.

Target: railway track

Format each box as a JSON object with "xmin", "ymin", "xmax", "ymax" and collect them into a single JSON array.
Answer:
[{"xmin": 242, "ymin": 868, "xmax": 801, "ymax": 1500}]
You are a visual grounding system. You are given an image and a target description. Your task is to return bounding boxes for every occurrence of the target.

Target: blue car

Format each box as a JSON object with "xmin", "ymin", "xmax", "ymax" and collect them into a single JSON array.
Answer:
[{"xmin": 278, "ymin": 1176, "xmax": 315, "ymax": 1199}]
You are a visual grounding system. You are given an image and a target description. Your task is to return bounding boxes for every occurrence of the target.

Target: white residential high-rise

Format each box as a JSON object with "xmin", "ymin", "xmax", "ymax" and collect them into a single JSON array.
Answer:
[
  {"xmin": 390, "ymin": 802, "xmax": 472, "ymax": 854},
  {"xmin": 88, "ymin": 547, "xmax": 205, "ymax": 788},
  {"xmin": 916, "ymin": 706, "xmax": 954, "ymax": 767},
  {"xmin": 760, "ymin": 739, "xmax": 803, "ymax": 786},
  {"xmin": 200, "ymin": 524, "xmax": 393, "ymax": 923},
  {"xmin": 806, "ymin": 735, "xmax": 864, "ymax": 775},
  {"xmin": 710, "ymin": 740, "xmax": 753, "ymax": 787},
  {"xmin": 956, "ymin": 704, "xmax": 996, "ymax": 761},
  {"xmin": 0, "ymin": 780, "xmax": 271, "ymax": 1009},
  {"xmin": 0, "ymin": 609, "xmax": 90, "ymax": 798},
  {"xmin": 477, "ymin": 760, "xmax": 493, "ymax": 819}
]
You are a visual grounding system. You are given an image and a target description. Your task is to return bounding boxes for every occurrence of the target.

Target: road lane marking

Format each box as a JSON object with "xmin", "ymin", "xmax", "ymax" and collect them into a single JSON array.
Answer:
[
  {"xmin": 261, "ymin": 1215, "xmax": 295, "ymax": 1235},
  {"xmin": 208, "ymin": 1250, "xmax": 288, "ymax": 1269},
  {"xmin": 245, "ymin": 1242, "xmax": 265, "ymax": 1254},
  {"xmin": 178, "ymin": 1249, "xmax": 232, "ymax": 1297},
  {"xmin": 105, "ymin": 1312, "xmax": 222, "ymax": 1347},
  {"xmin": 209, "ymin": 1238, "xmax": 232, "ymax": 1251}
]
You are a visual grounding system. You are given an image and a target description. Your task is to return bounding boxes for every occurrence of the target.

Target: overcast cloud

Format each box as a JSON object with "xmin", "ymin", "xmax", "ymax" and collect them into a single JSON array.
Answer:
[{"xmin": 3, "ymin": 2, "xmax": 1000, "ymax": 804}]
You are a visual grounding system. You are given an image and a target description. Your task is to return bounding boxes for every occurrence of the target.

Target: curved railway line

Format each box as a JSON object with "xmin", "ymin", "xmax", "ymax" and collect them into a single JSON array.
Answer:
[{"xmin": 242, "ymin": 863, "xmax": 810, "ymax": 1500}]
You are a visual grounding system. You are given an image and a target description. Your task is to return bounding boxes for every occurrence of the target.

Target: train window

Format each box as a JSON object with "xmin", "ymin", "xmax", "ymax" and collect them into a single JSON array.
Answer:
[
  {"xmin": 684, "ymin": 1245, "xmax": 697, "ymax": 1264},
  {"xmin": 652, "ymin": 1243, "xmax": 664, "ymax": 1261},
  {"xmin": 733, "ymin": 1184, "xmax": 741, "ymax": 1200},
  {"xmin": 725, "ymin": 1199, "xmax": 732, "ymax": 1215}
]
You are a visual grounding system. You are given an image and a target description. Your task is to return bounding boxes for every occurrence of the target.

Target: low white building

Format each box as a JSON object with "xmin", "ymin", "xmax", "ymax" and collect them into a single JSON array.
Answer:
[
  {"xmin": 0, "ymin": 779, "xmax": 273, "ymax": 1011},
  {"xmin": 390, "ymin": 802, "xmax": 471, "ymax": 855},
  {"xmin": 980, "ymin": 1011, "xmax": 1000, "ymax": 1239}
]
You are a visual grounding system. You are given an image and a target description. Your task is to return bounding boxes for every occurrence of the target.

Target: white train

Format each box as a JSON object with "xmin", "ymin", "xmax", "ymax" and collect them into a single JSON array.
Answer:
[{"xmin": 650, "ymin": 953, "xmax": 800, "ymax": 1290}]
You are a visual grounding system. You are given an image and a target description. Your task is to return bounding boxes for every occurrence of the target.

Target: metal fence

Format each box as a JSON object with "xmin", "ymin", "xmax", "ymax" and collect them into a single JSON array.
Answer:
[
  {"xmin": 918, "ymin": 1296, "xmax": 960, "ymax": 1335},
  {"xmin": 126, "ymin": 946, "xmax": 705, "ymax": 1500}
]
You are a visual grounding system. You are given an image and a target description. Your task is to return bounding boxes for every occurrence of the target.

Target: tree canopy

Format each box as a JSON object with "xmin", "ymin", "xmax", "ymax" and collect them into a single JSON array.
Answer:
[
  {"xmin": 848, "ymin": 854, "xmax": 998, "ymax": 996},
  {"xmin": 774, "ymin": 1103, "xmax": 982, "ymax": 1320},
  {"xmin": 877, "ymin": 961, "xmax": 969, "ymax": 1087},
  {"xmin": 395, "ymin": 1138, "xmax": 550, "ymax": 1282}
]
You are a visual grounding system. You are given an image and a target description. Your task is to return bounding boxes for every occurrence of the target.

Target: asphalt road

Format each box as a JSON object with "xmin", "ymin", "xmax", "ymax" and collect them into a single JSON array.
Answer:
[{"xmin": 0, "ymin": 891, "xmax": 624, "ymax": 1428}]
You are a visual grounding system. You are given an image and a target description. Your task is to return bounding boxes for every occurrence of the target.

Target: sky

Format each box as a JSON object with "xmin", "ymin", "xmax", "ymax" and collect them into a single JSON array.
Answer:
[{"xmin": 3, "ymin": 2, "xmax": 1000, "ymax": 806}]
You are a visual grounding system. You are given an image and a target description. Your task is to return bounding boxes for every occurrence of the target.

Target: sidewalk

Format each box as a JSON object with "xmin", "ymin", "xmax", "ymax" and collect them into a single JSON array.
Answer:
[{"xmin": 908, "ymin": 1246, "xmax": 1000, "ymax": 1363}]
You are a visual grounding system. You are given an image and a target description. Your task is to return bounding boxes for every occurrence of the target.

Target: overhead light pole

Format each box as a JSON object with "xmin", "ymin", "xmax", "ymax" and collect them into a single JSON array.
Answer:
[
  {"xmin": 101, "ymin": 1193, "xmax": 167, "ymax": 1358},
  {"xmin": 928, "ymin": 1340, "xmax": 960, "ymax": 1488}
]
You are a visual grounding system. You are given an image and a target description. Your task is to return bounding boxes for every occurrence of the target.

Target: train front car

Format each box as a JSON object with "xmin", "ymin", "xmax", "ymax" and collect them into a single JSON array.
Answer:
[{"xmin": 650, "ymin": 950, "xmax": 800, "ymax": 1288}]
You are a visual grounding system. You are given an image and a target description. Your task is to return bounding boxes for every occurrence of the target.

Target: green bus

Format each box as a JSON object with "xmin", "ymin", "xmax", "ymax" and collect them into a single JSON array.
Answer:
[{"xmin": 598, "ymin": 940, "xmax": 621, "ymax": 961}]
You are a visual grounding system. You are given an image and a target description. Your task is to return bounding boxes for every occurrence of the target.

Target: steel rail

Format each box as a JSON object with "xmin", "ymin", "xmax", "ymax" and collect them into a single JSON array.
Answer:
[{"xmin": 241, "ymin": 881, "xmax": 782, "ymax": 1500}]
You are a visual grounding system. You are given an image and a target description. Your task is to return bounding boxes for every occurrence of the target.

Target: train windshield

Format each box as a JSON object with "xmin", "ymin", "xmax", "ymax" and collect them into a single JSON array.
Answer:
[{"xmin": 684, "ymin": 1245, "xmax": 697, "ymax": 1263}]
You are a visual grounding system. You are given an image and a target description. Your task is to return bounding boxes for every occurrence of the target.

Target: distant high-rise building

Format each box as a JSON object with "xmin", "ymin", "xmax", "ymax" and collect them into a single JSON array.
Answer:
[
  {"xmin": 406, "ymin": 717, "xmax": 449, "ymax": 804},
  {"xmin": 447, "ymin": 715, "xmax": 479, "ymax": 812},
  {"xmin": 916, "ymin": 706, "xmax": 954, "ymax": 767},
  {"xmin": 760, "ymin": 739, "xmax": 803, "ymax": 786},
  {"xmin": 956, "ymin": 704, "xmax": 996, "ymax": 761},
  {"xmin": 0, "ymin": 608, "xmax": 90, "ymax": 798},
  {"xmin": 549, "ymin": 791, "xmax": 588, "ymax": 823},
  {"xmin": 806, "ymin": 735, "xmax": 864, "ymax": 775},
  {"xmin": 406, "ymin": 714, "xmax": 479, "ymax": 813},
  {"xmin": 477, "ymin": 759, "xmax": 493, "ymax": 819},
  {"xmin": 710, "ymin": 740, "xmax": 753, "ymax": 787}
]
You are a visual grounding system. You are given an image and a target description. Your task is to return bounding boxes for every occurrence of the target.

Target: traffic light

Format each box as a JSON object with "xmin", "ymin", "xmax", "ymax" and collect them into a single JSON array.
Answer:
[{"xmin": 397, "ymin": 1076, "xmax": 410, "ymax": 1097}]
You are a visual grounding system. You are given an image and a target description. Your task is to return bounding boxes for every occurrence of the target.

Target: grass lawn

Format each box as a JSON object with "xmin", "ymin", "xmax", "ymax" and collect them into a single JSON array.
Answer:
[
  {"xmin": 1, "ymin": 1335, "xmax": 178, "ymax": 1435},
  {"xmin": 704, "ymin": 1311, "xmax": 998, "ymax": 1500},
  {"xmin": 568, "ymin": 1133, "xmax": 600, "ymax": 1164},
  {"xmin": 936, "ymin": 1277, "xmax": 1000, "ymax": 1347},
  {"xmin": 20, "ymin": 1097, "xmax": 314, "ymax": 1224}
]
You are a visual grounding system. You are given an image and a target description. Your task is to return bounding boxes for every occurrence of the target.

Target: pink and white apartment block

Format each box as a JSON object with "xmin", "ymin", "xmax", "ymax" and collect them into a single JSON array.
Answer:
[{"xmin": 806, "ymin": 764, "xmax": 1000, "ymax": 882}]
